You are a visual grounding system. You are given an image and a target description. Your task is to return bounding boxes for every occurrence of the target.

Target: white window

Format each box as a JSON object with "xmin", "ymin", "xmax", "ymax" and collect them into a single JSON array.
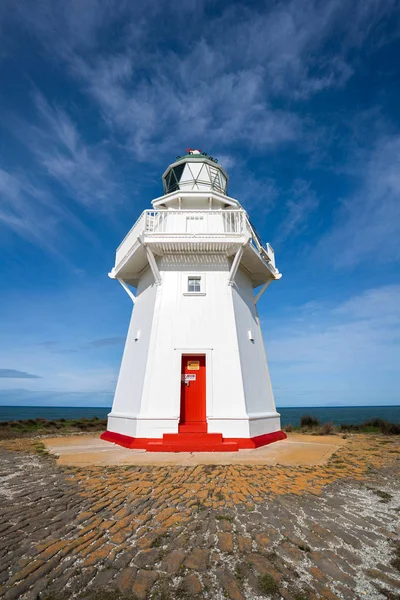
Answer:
[
  {"xmin": 183, "ymin": 274, "xmax": 206, "ymax": 295},
  {"xmin": 188, "ymin": 276, "xmax": 201, "ymax": 293}
]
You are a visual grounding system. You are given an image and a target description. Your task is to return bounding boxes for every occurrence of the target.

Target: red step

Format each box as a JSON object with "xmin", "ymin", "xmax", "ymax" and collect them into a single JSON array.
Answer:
[
  {"xmin": 101, "ymin": 429, "xmax": 286, "ymax": 452},
  {"xmin": 163, "ymin": 432, "xmax": 223, "ymax": 443},
  {"xmin": 146, "ymin": 432, "xmax": 238, "ymax": 452},
  {"xmin": 146, "ymin": 441, "xmax": 238, "ymax": 452}
]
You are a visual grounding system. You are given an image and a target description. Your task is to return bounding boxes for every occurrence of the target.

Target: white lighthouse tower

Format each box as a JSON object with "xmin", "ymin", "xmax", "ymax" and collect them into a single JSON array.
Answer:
[{"xmin": 102, "ymin": 150, "xmax": 285, "ymax": 451}]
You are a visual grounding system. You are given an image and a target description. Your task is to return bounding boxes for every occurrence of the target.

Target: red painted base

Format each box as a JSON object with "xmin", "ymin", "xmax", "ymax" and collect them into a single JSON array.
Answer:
[
  {"xmin": 178, "ymin": 422, "xmax": 208, "ymax": 433},
  {"xmin": 100, "ymin": 430, "xmax": 287, "ymax": 452}
]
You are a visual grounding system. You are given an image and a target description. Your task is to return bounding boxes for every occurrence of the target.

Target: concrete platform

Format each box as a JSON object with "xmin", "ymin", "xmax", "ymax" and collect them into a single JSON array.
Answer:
[{"xmin": 44, "ymin": 433, "xmax": 345, "ymax": 466}]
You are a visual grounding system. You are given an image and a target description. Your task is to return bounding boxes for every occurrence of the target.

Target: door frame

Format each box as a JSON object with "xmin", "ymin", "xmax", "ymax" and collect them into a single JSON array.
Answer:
[
  {"xmin": 173, "ymin": 348, "xmax": 214, "ymax": 422},
  {"xmin": 179, "ymin": 354, "xmax": 206, "ymax": 433}
]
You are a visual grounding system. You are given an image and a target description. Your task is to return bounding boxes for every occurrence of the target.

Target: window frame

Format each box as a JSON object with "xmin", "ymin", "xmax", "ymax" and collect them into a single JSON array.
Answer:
[{"xmin": 183, "ymin": 273, "xmax": 206, "ymax": 296}]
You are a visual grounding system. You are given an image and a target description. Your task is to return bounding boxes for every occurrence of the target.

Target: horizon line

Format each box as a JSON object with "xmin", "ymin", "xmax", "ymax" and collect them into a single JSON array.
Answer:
[{"xmin": 0, "ymin": 404, "xmax": 399, "ymax": 409}]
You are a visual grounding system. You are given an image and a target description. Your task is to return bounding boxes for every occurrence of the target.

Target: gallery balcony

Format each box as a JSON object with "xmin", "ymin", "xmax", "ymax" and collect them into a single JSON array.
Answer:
[{"xmin": 111, "ymin": 209, "xmax": 279, "ymax": 287}]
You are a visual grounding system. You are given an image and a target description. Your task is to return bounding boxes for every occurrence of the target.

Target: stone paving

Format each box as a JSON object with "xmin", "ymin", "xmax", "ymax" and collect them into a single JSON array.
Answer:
[
  {"xmin": 43, "ymin": 433, "xmax": 344, "ymax": 467},
  {"xmin": 0, "ymin": 434, "xmax": 399, "ymax": 600}
]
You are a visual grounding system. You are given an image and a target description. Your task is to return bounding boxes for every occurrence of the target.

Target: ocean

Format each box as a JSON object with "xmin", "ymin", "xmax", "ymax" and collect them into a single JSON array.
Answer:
[{"xmin": 0, "ymin": 405, "xmax": 399, "ymax": 426}]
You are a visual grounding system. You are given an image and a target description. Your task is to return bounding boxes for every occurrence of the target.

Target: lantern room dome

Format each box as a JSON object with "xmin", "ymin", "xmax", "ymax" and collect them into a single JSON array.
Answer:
[{"xmin": 162, "ymin": 150, "xmax": 228, "ymax": 195}]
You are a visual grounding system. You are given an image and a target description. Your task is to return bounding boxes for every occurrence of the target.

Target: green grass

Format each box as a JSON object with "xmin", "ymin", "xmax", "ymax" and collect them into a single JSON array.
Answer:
[
  {"xmin": 33, "ymin": 440, "xmax": 55, "ymax": 458},
  {"xmin": 373, "ymin": 489, "xmax": 393, "ymax": 503},
  {"xmin": 294, "ymin": 593, "xmax": 309, "ymax": 600},
  {"xmin": 283, "ymin": 416, "xmax": 400, "ymax": 436},
  {"xmin": 258, "ymin": 574, "xmax": 279, "ymax": 595},
  {"xmin": 215, "ymin": 514, "xmax": 234, "ymax": 522},
  {"xmin": 340, "ymin": 419, "xmax": 400, "ymax": 435},
  {"xmin": 0, "ymin": 417, "xmax": 107, "ymax": 440},
  {"xmin": 151, "ymin": 536, "xmax": 164, "ymax": 548},
  {"xmin": 79, "ymin": 590, "xmax": 130, "ymax": 600},
  {"xmin": 234, "ymin": 566, "xmax": 244, "ymax": 582},
  {"xmin": 392, "ymin": 542, "xmax": 400, "ymax": 571}
]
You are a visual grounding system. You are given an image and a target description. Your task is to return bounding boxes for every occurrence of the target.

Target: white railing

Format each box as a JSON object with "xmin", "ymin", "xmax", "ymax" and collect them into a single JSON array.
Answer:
[
  {"xmin": 116, "ymin": 209, "xmax": 276, "ymax": 270},
  {"xmin": 144, "ymin": 209, "xmax": 246, "ymax": 235},
  {"xmin": 116, "ymin": 209, "xmax": 248, "ymax": 265},
  {"xmin": 116, "ymin": 211, "xmax": 147, "ymax": 268},
  {"xmin": 247, "ymin": 220, "xmax": 275, "ymax": 266}
]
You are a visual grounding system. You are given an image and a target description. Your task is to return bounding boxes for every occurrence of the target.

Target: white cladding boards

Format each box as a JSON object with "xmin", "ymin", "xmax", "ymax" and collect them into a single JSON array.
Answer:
[
  {"xmin": 108, "ymin": 253, "xmax": 280, "ymax": 439},
  {"xmin": 111, "ymin": 267, "xmax": 157, "ymax": 416},
  {"xmin": 231, "ymin": 267, "xmax": 277, "ymax": 416},
  {"xmin": 140, "ymin": 255, "xmax": 246, "ymax": 421}
]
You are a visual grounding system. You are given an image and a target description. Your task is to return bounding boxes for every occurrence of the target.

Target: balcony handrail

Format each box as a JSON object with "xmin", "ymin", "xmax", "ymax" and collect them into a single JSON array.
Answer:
[
  {"xmin": 115, "ymin": 208, "xmax": 277, "ymax": 274},
  {"xmin": 116, "ymin": 209, "xmax": 247, "ymax": 253},
  {"xmin": 246, "ymin": 218, "xmax": 275, "ymax": 266},
  {"xmin": 145, "ymin": 208, "xmax": 243, "ymax": 212},
  {"xmin": 117, "ymin": 211, "xmax": 147, "ymax": 253}
]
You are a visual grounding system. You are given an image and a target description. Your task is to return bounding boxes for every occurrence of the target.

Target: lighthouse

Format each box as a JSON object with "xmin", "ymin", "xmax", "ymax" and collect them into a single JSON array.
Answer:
[{"xmin": 101, "ymin": 151, "xmax": 285, "ymax": 451}]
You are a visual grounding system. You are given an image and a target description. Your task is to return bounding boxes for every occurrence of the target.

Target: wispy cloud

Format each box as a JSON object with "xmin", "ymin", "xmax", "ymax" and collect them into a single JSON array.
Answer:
[
  {"xmin": 3, "ymin": 0, "xmax": 396, "ymax": 161},
  {"xmin": 236, "ymin": 174, "xmax": 278, "ymax": 217},
  {"xmin": 9, "ymin": 90, "xmax": 123, "ymax": 211},
  {"xmin": 68, "ymin": 0, "xmax": 397, "ymax": 155},
  {"xmin": 0, "ymin": 369, "xmax": 40, "ymax": 379},
  {"xmin": 0, "ymin": 163, "xmax": 103, "ymax": 260},
  {"xmin": 316, "ymin": 133, "xmax": 400, "ymax": 268},
  {"xmin": 32, "ymin": 337, "xmax": 125, "ymax": 354},
  {"xmin": 0, "ymin": 0, "xmax": 399, "ymax": 410},
  {"xmin": 0, "ymin": 168, "xmax": 74, "ymax": 254},
  {"xmin": 0, "ymin": 89, "xmax": 125, "ymax": 255},
  {"xmin": 86, "ymin": 337, "xmax": 125, "ymax": 348},
  {"xmin": 70, "ymin": 53, "xmax": 301, "ymax": 159},
  {"xmin": 276, "ymin": 179, "xmax": 319, "ymax": 244},
  {"xmin": 333, "ymin": 284, "xmax": 400, "ymax": 319},
  {"xmin": 266, "ymin": 285, "xmax": 400, "ymax": 404}
]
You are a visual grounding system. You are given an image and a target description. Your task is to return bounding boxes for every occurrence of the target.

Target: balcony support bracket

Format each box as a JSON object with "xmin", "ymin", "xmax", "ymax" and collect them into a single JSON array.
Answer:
[
  {"xmin": 144, "ymin": 244, "xmax": 162, "ymax": 286},
  {"xmin": 254, "ymin": 279, "xmax": 272, "ymax": 304},
  {"xmin": 228, "ymin": 246, "xmax": 244, "ymax": 286},
  {"xmin": 116, "ymin": 277, "xmax": 137, "ymax": 304}
]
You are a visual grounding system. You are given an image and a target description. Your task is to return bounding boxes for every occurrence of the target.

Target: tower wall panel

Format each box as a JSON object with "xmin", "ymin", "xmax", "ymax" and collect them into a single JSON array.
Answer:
[
  {"xmin": 140, "ymin": 255, "xmax": 246, "ymax": 432},
  {"xmin": 232, "ymin": 267, "xmax": 278, "ymax": 417},
  {"xmin": 108, "ymin": 266, "xmax": 156, "ymax": 433}
]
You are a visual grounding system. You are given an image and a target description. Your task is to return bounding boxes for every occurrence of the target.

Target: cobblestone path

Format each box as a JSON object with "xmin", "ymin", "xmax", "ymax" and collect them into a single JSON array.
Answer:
[{"xmin": 0, "ymin": 435, "xmax": 399, "ymax": 600}]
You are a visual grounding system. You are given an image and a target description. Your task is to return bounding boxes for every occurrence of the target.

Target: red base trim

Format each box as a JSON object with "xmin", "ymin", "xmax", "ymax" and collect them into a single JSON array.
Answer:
[
  {"xmin": 100, "ymin": 430, "xmax": 287, "ymax": 452},
  {"xmin": 226, "ymin": 430, "xmax": 287, "ymax": 449},
  {"xmin": 100, "ymin": 431, "xmax": 152, "ymax": 449}
]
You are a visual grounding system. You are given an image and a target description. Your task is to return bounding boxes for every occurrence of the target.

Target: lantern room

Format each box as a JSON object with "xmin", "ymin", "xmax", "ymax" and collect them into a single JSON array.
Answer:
[{"xmin": 162, "ymin": 149, "xmax": 228, "ymax": 195}]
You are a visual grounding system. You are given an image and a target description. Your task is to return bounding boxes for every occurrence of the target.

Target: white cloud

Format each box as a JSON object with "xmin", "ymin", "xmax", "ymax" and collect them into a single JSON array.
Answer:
[
  {"xmin": 10, "ymin": 90, "xmax": 123, "ymax": 211},
  {"xmin": 275, "ymin": 179, "xmax": 319, "ymax": 243},
  {"xmin": 334, "ymin": 284, "xmax": 400, "ymax": 319},
  {"xmin": 3, "ymin": 0, "xmax": 396, "ymax": 161},
  {"xmin": 0, "ymin": 167, "xmax": 81, "ymax": 254},
  {"xmin": 316, "ymin": 134, "xmax": 400, "ymax": 267},
  {"xmin": 0, "ymin": 279, "xmax": 125, "ymax": 395},
  {"xmin": 0, "ymin": 89, "xmax": 126, "ymax": 254},
  {"xmin": 70, "ymin": 54, "xmax": 301, "ymax": 159},
  {"xmin": 264, "ymin": 285, "xmax": 400, "ymax": 405},
  {"xmin": 0, "ymin": 369, "xmax": 40, "ymax": 379}
]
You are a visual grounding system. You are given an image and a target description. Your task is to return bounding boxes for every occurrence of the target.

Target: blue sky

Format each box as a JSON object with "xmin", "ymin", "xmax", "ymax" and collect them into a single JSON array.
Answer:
[{"xmin": 0, "ymin": 0, "xmax": 399, "ymax": 408}]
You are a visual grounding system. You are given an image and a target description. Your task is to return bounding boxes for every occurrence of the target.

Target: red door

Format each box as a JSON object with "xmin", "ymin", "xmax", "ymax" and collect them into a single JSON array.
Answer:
[{"xmin": 179, "ymin": 355, "xmax": 207, "ymax": 433}]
